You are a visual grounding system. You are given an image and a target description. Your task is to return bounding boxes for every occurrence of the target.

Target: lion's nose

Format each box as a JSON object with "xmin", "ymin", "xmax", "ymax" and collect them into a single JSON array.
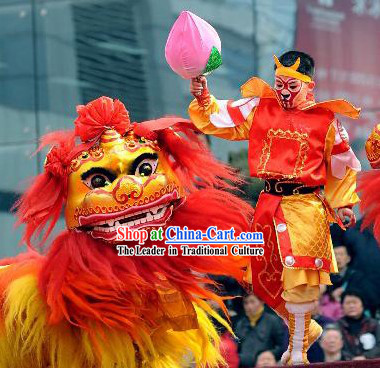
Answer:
[
  {"xmin": 82, "ymin": 175, "xmax": 143, "ymax": 208},
  {"xmin": 113, "ymin": 176, "xmax": 143, "ymax": 204}
]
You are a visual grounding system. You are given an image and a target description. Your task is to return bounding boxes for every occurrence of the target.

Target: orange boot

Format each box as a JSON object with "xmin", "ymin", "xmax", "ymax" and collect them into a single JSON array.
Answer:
[
  {"xmin": 275, "ymin": 301, "xmax": 322, "ymax": 365},
  {"xmin": 285, "ymin": 302, "xmax": 315, "ymax": 365}
]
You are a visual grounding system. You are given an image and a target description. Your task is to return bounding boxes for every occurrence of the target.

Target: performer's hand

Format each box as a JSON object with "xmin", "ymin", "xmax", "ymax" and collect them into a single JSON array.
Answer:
[
  {"xmin": 353, "ymin": 356, "xmax": 366, "ymax": 360},
  {"xmin": 190, "ymin": 76, "xmax": 207, "ymax": 97},
  {"xmin": 190, "ymin": 76, "xmax": 210, "ymax": 107},
  {"xmin": 337, "ymin": 207, "xmax": 356, "ymax": 228}
]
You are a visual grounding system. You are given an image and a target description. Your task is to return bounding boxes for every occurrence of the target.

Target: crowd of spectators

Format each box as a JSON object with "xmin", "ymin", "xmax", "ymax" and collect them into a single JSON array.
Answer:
[{"xmin": 213, "ymin": 222, "xmax": 380, "ymax": 367}]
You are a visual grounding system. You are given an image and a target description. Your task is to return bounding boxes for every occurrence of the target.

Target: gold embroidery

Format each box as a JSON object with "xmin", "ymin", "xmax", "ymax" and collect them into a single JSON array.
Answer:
[
  {"xmin": 70, "ymin": 145, "xmax": 104, "ymax": 172},
  {"xmin": 69, "ymin": 133, "xmax": 160, "ymax": 173},
  {"xmin": 292, "ymin": 208, "xmax": 331, "ymax": 259},
  {"xmin": 258, "ymin": 128, "xmax": 309, "ymax": 180},
  {"xmin": 265, "ymin": 180, "xmax": 307, "ymax": 195},
  {"xmin": 281, "ymin": 194, "xmax": 332, "ymax": 261},
  {"xmin": 366, "ymin": 125, "xmax": 380, "ymax": 166},
  {"xmin": 254, "ymin": 223, "xmax": 283, "ymax": 300}
]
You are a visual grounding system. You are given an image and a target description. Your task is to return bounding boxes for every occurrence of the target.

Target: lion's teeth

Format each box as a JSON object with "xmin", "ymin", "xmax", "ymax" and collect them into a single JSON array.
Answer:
[
  {"xmin": 153, "ymin": 211, "xmax": 165, "ymax": 220},
  {"xmin": 150, "ymin": 206, "xmax": 159, "ymax": 214},
  {"xmin": 90, "ymin": 203, "xmax": 172, "ymax": 230}
]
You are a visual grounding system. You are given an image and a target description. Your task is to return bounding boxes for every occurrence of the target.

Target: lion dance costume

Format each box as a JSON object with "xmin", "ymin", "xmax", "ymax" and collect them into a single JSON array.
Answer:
[
  {"xmin": 359, "ymin": 124, "xmax": 380, "ymax": 241},
  {"xmin": 189, "ymin": 56, "xmax": 361, "ymax": 365},
  {"xmin": 0, "ymin": 97, "xmax": 253, "ymax": 368}
]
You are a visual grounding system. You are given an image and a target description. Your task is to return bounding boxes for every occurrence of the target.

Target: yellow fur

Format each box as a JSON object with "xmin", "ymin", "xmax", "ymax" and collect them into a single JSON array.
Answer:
[{"xmin": 0, "ymin": 274, "xmax": 224, "ymax": 368}]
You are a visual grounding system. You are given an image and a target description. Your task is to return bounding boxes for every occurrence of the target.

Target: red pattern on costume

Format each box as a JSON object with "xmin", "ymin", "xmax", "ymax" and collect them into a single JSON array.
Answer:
[
  {"xmin": 250, "ymin": 190, "xmax": 333, "ymax": 309},
  {"xmin": 331, "ymin": 141, "xmax": 350, "ymax": 155},
  {"xmin": 332, "ymin": 120, "xmax": 350, "ymax": 155},
  {"xmin": 226, "ymin": 100, "xmax": 246, "ymax": 125},
  {"xmin": 247, "ymin": 99, "xmax": 334, "ymax": 186},
  {"xmin": 250, "ymin": 193, "xmax": 283, "ymax": 308}
]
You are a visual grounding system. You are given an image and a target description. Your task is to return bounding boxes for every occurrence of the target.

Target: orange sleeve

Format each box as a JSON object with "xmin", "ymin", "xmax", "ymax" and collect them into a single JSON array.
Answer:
[{"xmin": 188, "ymin": 96, "xmax": 258, "ymax": 141}]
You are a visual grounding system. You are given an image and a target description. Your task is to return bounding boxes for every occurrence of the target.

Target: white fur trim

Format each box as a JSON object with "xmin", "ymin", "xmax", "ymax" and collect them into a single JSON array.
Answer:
[
  {"xmin": 231, "ymin": 97, "xmax": 260, "ymax": 119},
  {"xmin": 330, "ymin": 120, "xmax": 361, "ymax": 179},
  {"xmin": 331, "ymin": 149, "xmax": 362, "ymax": 179},
  {"xmin": 292, "ymin": 312, "xmax": 305, "ymax": 363},
  {"xmin": 209, "ymin": 97, "xmax": 259, "ymax": 128},
  {"xmin": 210, "ymin": 100, "xmax": 235, "ymax": 127}
]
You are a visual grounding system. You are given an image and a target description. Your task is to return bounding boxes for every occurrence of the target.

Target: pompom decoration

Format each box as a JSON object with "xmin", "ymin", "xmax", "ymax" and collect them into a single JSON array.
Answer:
[
  {"xmin": 44, "ymin": 146, "xmax": 69, "ymax": 178},
  {"xmin": 165, "ymin": 11, "xmax": 222, "ymax": 79},
  {"xmin": 74, "ymin": 96, "xmax": 131, "ymax": 142}
]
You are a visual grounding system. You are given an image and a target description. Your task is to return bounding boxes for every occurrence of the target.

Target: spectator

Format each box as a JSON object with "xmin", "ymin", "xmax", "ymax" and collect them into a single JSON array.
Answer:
[
  {"xmin": 319, "ymin": 284, "xmax": 343, "ymax": 321},
  {"xmin": 328, "ymin": 240, "xmax": 365, "ymax": 303},
  {"xmin": 307, "ymin": 297, "xmax": 335, "ymax": 363},
  {"xmin": 338, "ymin": 290, "xmax": 380, "ymax": 360},
  {"xmin": 319, "ymin": 325, "xmax": 349, "ymax": 362},
  {"xmin": 255, "ymin": 351, "xmax": 277, "ymax": 367},
  {"xmin": 235, "ymin": 293, "xmax": 285, "ymax": 367},
  {"xmin": 331, "ymin": 223, "xmax": 380, "ymax": 316}
]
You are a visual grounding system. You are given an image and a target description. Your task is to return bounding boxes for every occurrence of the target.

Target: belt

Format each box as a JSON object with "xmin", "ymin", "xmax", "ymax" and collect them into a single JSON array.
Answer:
[{"xmin": 264, "ymin": 180, "xmax": 322, "ymax": 196}]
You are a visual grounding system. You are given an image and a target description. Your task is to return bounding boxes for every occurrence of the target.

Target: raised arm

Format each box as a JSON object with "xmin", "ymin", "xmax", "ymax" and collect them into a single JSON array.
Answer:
[{"xmin": 188, "ymin": 76, "xmax": 258, "ymax": 141}]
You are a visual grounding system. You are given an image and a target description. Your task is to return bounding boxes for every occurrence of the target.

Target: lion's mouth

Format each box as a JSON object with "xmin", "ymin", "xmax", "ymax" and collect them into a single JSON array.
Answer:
[
  {"xmin": 91, "ymin": 201, "xmax": 174, "ymax": 233},
  {"xmin": 77, "ymin": 190, "xmax": 184, "ymax": 241}
]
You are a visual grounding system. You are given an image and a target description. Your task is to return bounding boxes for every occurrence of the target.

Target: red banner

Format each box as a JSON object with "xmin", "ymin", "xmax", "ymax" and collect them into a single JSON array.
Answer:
[{"xmin": 296, "ymin": 0, "xmax": 380, "ymax": 158}]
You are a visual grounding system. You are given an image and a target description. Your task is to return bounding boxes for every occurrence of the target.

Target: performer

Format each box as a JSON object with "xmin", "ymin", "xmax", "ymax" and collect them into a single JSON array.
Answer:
[
  {"xmin": 189, "ymin": 50, "xmax": 361, "ymax": 365},
  {"xmin": 0, "ymin": 96, "xmax": 254, "ymax": 368}
]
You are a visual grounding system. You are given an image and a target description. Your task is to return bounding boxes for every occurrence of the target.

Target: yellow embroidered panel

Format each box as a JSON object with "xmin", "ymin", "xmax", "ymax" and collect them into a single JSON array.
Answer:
[{"xmin": 280, "ymin": 194, "xmax": 332, "ymax": 261}]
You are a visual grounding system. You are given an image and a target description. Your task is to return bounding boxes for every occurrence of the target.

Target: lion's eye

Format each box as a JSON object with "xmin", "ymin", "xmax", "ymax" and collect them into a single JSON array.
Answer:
[
  {"xmin": 135, "ymin": 159, "xmax": 158, "ymax": 177},
  {"xmin": 83, "ymin": 173, "xmax": 111, "ymax": 189},
  {"xmin": 90, "ymin": 174, "xmax": 109, "ymax": 188},
  {"xmin": 81, "ymin": 167, "xmax": 116, "ymax": 190},
  {"xmin": 130, "ymin": 153, "xmax": 159, "ymax": 177}
]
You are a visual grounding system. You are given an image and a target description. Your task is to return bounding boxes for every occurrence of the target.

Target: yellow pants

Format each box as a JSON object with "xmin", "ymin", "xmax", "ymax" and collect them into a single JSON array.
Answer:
[
  {"xmin": 281, "ymin": 268, "xmax": 331, "ymax": 303},
  {"xmin": 282, "ymin": 284, "xmax": 320, "ymax": 303}
]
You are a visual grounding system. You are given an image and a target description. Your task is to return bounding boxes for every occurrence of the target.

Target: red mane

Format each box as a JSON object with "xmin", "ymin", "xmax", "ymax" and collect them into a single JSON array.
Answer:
[
  {"xmin": 359, "ymin": 170, "xmax": 380, "ymax": 242},
  {"xmin": 37, "ymin": 188, "xmax": 252, "ymax": 333},
  {"xmin": 13, "ymin": 131, "xmax": 75, "ymax": 247},
  {"xmin": 9, "ymin": 97, "xmax": 254, "ymax": 342}
]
